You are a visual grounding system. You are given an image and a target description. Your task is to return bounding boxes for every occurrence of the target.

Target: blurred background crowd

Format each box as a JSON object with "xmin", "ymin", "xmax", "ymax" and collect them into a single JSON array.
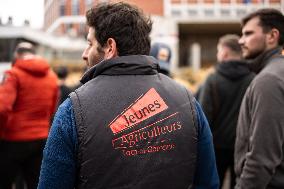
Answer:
[{"xmin": 1, "ymin": 0, "xmax": 282, "ymax": 92}]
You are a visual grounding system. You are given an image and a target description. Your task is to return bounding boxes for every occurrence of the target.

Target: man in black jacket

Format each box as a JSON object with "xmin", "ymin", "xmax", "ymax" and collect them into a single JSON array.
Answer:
[
  {"xmin": 38, "ymin": 2, "xmax": 219, "ymax": 189},
  {"xmin": 198, "ymin": 34, "xmax": 254, "ymax": 189}
]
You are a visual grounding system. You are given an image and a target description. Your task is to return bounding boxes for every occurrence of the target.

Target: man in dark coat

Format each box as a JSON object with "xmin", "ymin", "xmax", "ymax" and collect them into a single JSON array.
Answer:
[{"xmin": 198, "ymin": 34, "xmax": 254, "ymax": 189}]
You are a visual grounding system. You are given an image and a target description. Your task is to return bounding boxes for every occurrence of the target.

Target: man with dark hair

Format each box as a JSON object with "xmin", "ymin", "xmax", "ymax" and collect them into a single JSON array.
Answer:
[
  {"xmin": 38, "ymin": 2, "xmax": 219, "ymax": 189},
  {"xmin": 235, "ymin": 8, "xmax": 284, "ymax": 189},
  {"xmin": 197, "ymin": 34, "xmax": 254, "ymax": 189},
  {"xmin": 0, "ymin": 42, "xmax": 59, "ymax": 189}
]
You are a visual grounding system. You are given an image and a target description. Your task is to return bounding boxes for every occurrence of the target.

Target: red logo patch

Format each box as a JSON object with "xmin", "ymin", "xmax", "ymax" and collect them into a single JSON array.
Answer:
[{"xmin": 109, "ymin": 88, "xmax": 168, "ymax": 134}]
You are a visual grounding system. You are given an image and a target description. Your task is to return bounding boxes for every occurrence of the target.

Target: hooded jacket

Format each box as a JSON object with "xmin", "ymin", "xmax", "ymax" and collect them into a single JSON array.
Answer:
[
  {"xmin": 235, "ymin": 48, "xmax": 284, "ymax": 189},
  {"xmin": 0, "ymin": 56, "xmax": 58, "ymax": 141},
  {"xmin": 198, "ymin": 60, "xmax": 254, "ymax": 149}
]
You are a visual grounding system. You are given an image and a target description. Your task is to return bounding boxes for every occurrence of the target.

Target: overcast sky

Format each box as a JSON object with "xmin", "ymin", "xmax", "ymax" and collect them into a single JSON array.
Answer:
[{"xmin": 0, "ymin": 0, "xmax": 44, "ymax": 29}]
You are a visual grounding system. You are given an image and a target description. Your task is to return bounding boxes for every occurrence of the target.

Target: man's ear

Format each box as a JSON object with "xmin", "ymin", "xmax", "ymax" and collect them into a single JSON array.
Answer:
[
  {"xmin": 104, "ymin": 38, "xmax": 118, "ymax": 59},
  {"xmin": 267, "ymin": 28, "xmax": 280, "ymax": 47}
]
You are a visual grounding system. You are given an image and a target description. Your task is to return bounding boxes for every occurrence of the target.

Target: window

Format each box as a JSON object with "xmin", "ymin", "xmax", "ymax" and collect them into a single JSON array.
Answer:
[
  {"xmin": 72, "ymin": 0, "xmax": 80, "ymax": 15},
  {"xmin": 60, "ymin": 0, "xmax": 66, "ymax": 16}
]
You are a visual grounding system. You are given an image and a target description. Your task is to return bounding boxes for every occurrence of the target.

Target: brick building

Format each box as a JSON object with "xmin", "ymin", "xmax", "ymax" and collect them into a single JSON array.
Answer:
[
  {"xmin": 44, "ymin": 0, "xmax": 163, "ymax": 37},
  {"xmin": 43, "ymin": 0, "xmax": 282, "ymax": 69}
]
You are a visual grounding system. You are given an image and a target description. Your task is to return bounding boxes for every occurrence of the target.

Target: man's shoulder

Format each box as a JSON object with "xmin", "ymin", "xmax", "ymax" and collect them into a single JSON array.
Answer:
[
  {"xmin": 2, "ymin": 67, "xmax": 21, "ymax": 80},
  {"xmin": 257, "ymin": 57, "xmax": 284, "ymax": 82},
  {"xmin": 55, "ymin": 98, "xmax": 74, "ymax": 121},
  {"xmin": 201, "ymin": 71, "xmax": 218, "ymax": 89},
  {"xmin": 266, "ymin": 55, "xmax": 284, "ymax": 68},
  {"xmin": 248, "ymin": 60, "xmax": 284, "ymax": 98}
]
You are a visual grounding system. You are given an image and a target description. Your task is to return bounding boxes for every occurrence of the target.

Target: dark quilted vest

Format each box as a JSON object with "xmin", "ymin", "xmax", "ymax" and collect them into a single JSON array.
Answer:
[{"xmin": 70, "ymin": 55, "xmax": 198, "ymax": 189}]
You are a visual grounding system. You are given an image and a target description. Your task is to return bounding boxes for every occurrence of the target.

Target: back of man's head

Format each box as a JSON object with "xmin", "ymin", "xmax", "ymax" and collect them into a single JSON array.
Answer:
[
  {"xmin": 217, "ymin": 34, "xmax": 242, "ymax": 62},
  {"xmin": 242, "ymin": 8, "xmax": 284, "ymax": 46},
  {"xmin": 219, "ymin": 34, "xmax": 242, "ymax": 55},
  {"xmin": 86, "ymin": 2, "xmax": 152, "ymax": 56},
  {"xmin": 56, "ymin": 66, "xmax": 69, "ymax": 80},
  {"xmin": 15, "ymin": 42, "xmax": 35, "ymax": 56}
]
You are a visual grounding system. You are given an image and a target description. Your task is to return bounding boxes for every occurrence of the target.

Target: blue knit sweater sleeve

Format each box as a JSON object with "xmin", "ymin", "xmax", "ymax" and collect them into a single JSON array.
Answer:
[
  {"xmin": 194, "ymin": 99, "xmax": 219, "ymax": 189},
  {"xmin": 37, "ymin": 98, "xmax": 77, "ymax": 189}
]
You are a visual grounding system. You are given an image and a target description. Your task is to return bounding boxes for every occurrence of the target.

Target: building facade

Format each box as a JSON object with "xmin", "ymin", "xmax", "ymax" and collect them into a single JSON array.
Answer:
[
  {"xmin": 44, "ymin": 0, "xmax": 95, "ymax": 37},
  {"xmin": 43, "ymin": 0, "xmax": 283, "ymax": 69}
]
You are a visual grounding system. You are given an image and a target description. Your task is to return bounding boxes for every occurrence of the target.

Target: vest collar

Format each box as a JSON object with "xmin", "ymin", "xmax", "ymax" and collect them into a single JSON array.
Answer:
[{"xmin": 81, "ymin": 55, "xmax": 159, "ymax": 84}]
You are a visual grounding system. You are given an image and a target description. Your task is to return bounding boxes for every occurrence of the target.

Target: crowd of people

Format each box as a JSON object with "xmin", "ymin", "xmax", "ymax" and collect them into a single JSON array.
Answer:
[{"xmin": 0, "ymin": 2, "xmax": 284, "ymax": 189}]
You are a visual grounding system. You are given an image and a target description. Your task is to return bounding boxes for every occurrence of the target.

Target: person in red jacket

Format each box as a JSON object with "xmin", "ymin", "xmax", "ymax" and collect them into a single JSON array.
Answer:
[{"xmin": 0, "ymin": 42, "xmax": 59, "ymax": 189}]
